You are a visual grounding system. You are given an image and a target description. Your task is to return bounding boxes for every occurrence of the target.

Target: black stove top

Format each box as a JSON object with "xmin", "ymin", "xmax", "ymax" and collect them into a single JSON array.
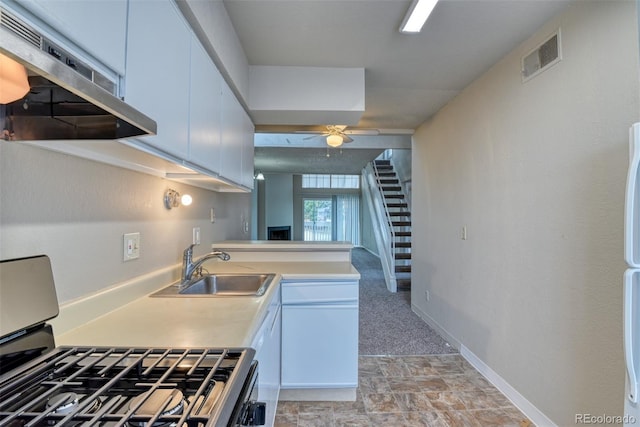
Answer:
[{"xmin": 0, "ymin": 346, "xmax": 255, "ymax": 427}]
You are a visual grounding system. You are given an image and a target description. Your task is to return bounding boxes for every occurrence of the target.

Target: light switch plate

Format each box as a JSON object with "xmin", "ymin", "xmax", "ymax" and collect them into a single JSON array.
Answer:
[
  {"xmin": 193, "ymin": 227, "xmax": 201, "ymax": 245},
  {"xmin": 123, "ymin": 232, "xmax": 140, "ymax": 261}
]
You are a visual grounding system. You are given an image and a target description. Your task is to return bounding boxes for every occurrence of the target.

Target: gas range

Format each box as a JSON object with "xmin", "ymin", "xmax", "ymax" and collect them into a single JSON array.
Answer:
[
  {"xmin": 0, "ymin": 256, "xmax": 265, "ymax": 427},
  {"xmin": 0, "ymin": 346, "xmax": 261, "ymax": 426}
]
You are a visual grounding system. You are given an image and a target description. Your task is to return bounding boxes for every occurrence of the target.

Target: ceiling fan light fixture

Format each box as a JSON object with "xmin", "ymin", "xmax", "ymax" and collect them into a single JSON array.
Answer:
[
  {"xmin": 326, "ymin": 134, "xmax": 343, "ymax": 147},
  {"xmin": 400, "ymin": 0, "xmax": 438, "ymax": 34}
]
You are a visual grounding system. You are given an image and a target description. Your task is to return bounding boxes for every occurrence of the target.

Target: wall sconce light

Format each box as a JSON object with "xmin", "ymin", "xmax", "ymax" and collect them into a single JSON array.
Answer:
[
  {"xmin": 164, "ymin": 189, "xmax": 192, "ymax": 209},
  {"xmin": 0, "ymin": 52, "xmax": 30, "ymax": 104},
  {"xmin": 254, "ymin": 171, "xmax": 265, "ymax": 180},
  {"xmin": 326, "ymin": 134, "xmax": 343, "ymax": 148}
]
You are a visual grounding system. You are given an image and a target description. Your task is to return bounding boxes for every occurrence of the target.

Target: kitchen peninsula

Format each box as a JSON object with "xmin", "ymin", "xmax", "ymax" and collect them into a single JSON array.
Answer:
[{"xmin": 53, "ymin": 241, "xmax": 361, "ymax": 417}]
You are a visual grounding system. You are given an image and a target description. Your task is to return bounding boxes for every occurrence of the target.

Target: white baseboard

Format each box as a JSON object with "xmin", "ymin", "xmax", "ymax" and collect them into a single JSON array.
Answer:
[
  {"xmin": 411, "ymin": 303, "xmax": 555, "ymax": 426},
  {"xmin": 411, "ymin": 303, "xmax": 461, "ymax": 350},
  {"xmin": 460, "ymin": 345, "xmax": 557, "ymax": 427}
]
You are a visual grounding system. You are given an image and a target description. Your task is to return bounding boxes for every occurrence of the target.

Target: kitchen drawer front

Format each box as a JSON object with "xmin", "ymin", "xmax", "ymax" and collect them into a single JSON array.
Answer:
[{"xmin": 281, "ymin": 281, "xmax": 358, "ymax": 304}]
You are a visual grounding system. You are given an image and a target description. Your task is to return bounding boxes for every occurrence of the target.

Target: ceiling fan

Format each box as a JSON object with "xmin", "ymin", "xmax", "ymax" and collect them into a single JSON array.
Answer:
[{"xmin": 301, "ymin": 125, "xmax": 379, "ymax": 147}]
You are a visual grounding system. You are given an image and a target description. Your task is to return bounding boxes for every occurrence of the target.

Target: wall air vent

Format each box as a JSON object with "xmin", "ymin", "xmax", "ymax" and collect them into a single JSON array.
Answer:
[{"xmin": 522, "ymin": 30, "xmax": 561, "ymax": 82}]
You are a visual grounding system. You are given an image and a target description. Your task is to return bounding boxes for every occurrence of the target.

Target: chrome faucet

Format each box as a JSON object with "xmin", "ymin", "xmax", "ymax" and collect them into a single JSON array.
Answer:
[{"xmin": 180, "ymin": 244, "xmax": 230, "ymax": 287}]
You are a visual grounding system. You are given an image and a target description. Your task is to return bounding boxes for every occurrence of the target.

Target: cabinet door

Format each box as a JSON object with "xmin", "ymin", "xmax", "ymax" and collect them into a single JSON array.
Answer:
[
  {"xmin": 188, "ymin": 39, "xmax": 222, "ymax": 173},
  {"xmin": 281, "ymin": 304, "xmax": 358, "ymax": 388},
  {"xmin": 240, "ymin": 109, "xmax": 255, "ymax": 189},
  {"xmin": 260, "ymin": 305, "xmax": 281, "ymax": 426},
  {"xmin": 126, "ymin": 0, "xmax": 190, "ymax": 159},
  {"xmin": 15, "ymin": 0, "xmax": 127, "ymax": 74},
  {"xmin": 220, "ymin": 83, "xmax": 244, "ymax": 185},
  {"xmin": 251, "ymin": 300, "xmax": 281, "ymax": 427}
]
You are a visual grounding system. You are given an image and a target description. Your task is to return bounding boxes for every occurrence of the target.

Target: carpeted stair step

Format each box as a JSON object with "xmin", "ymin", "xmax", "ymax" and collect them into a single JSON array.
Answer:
[
  {"xmin": 379, "ymin": 178, "xmax": 400, "ymax": 185},
  {"xmin": 382, "ymin": 186, "xmax": 402, "ymax": 192},
  {"xmin": 396, "ymin": 278, "xmax": 411, "ymax": 291},
  {"xmin": 387, "ymin": 202, "xmax": 408, "ymax": 208},
  {"xmin": 395, "ymin": 265, "xmax": 412, "ymax": 273},
  {"xmin": 376, "ymin": 164, "xmax": 393, "ymax": 170},
  {"xmin": 395, "ymin": 242, "xmax": 411, "ymax": 248},
  {"xmin": 395, "ymin": 253, "xmax": 412, "ymax": 260},
  {"xmin": 377, "ymin": 172, "xmax": 396, "ymax": 177},
  {"xmin": 375, "ymin": 159, "xmax": 391, "ymax": 165},
  {"xmin": 389, "ymin": 211, "xmax": 411, "ymax": 217},
  {"xmin": 391, "ymin": 221, "xmax": 411, "ymax": 227},
  {"xmin": 384, "ymin": 193, "xmax": 405, "ymax": 199},
  {"xmin": 395, "ymin": 231, "xmax": 412, "ymax": 237}
]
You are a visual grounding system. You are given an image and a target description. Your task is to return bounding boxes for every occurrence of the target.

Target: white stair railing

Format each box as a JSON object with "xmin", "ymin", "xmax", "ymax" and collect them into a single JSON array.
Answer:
[{"xmin": 362, "ymin": 164, "xmax": 397, "ymax": 292}]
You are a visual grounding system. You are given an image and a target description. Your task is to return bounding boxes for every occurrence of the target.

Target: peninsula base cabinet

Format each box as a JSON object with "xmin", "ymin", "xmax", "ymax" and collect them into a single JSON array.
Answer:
[
  {"xmin": 251, "ymin": 286, "xmax": 281, "ymax": 426},
  {"xmin": 280, "ymin": 280, "xmax": 359, "ymax": 397}
]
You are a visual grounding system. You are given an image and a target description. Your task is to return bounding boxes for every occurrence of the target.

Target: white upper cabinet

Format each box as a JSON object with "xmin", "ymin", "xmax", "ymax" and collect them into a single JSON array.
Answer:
[
  {"xmin": 15, "ymin": 0, "xmax": 128, "ymax": 75},
  {"xmin": 220, "ymin": 83, "xmax": 245, "ymax": 186},
  {"xmin": 125, "ymin": 0, "xmax": 191, "ymax": 160},
  {"xmin": 188, "ymin": 39, "xmax": 222, "ymax": 174},
  {"xmin": 240, "ymin": 111, "xmax": 255, "ymax": 190},
  {"xmin": 12, "ymin": 0, "xmax": 254, "ymax": 191}
]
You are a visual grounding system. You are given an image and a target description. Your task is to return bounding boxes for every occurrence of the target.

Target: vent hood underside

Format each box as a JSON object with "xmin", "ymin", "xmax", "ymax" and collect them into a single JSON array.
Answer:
[
  {"xmin": 3, "ymin": 76, "xmax": 151, "ymax": 140},
  {"xmin": 0, "ymin": 7, "xmax": 156, "ymax": 141}
]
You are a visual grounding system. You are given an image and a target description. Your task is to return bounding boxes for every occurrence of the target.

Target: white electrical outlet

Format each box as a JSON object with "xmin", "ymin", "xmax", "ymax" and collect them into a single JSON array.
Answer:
[
  {"xmin": 210, "ymin": 208, "xmax": 216, "ymax": 223},
  {"xmin": 425, "ymin": 290, "xmax": 431, "ymax": 301},
  {"xmin": 123, "ymin": 232, "xmax": 140, "ymax": 261},
  {"xmin": 461, "ymin": 226, "xmax": 467, "ymax": 240},
  {"xmin": 193, "ymin": 227, "xmax": 201, "ymax": 245}
]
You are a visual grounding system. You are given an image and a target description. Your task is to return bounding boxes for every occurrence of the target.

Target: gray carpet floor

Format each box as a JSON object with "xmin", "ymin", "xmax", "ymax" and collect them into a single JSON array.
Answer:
[{"xmin": 353, "ymin": 248, "xmax": 457, "ymax": 356}]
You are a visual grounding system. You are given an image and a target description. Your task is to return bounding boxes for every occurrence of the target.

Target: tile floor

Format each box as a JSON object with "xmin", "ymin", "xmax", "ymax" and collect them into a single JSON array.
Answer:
[{"xmin": 274, "ymin": 354, "xmax": 532, "ymax": 427}]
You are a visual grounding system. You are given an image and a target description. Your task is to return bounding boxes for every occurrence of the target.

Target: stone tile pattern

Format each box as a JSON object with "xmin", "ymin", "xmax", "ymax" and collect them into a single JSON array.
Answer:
[{"xmin": 275, "ymin": 355, "xmax": 533, "ymax": 427}]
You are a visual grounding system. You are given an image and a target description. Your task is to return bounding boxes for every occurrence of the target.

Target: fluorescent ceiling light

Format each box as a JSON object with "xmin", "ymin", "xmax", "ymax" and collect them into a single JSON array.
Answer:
[{"xmin": 400, "ymin": 0, "xmax": 438, "ymax": 34}]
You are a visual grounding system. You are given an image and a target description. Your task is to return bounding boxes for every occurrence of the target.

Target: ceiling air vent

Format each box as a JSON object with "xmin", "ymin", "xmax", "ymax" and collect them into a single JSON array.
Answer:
[{"xmin": 522, "ymin": 30, "xmax": 561, "ymax": 82}]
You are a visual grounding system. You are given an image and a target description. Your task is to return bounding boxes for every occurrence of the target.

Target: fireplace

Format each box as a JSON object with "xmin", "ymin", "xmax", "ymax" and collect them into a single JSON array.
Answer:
[{"xmin": 268, "ymin": 226, "xmax": 291, "ymax": 240}]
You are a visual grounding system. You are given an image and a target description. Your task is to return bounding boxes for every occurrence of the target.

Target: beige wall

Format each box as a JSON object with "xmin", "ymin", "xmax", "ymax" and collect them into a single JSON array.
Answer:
[
  {"xmin": 0, "ymin": 143, "xmax": 251, "ymax": 304},
  {"xmin": 411, "ymin": 1, "xmax": 639, "ymax": 424}
]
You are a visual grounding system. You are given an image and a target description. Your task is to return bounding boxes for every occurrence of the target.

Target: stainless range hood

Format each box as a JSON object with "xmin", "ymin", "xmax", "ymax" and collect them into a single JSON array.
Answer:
[{"xmin": 0, "ymin": 7, "xmax": 156, "ymax": 141}]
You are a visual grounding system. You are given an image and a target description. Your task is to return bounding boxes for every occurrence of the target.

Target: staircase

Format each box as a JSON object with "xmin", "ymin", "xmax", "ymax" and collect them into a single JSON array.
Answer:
[{"xmin": 372, "ymin": 159, "xmax": 412, "ymax": 290}]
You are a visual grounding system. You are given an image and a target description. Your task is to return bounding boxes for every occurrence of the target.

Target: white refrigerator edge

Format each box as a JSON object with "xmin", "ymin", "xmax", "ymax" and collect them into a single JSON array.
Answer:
[{"xmin": 623, "ymin": 122, "xmax": 640, "ymax": 426}]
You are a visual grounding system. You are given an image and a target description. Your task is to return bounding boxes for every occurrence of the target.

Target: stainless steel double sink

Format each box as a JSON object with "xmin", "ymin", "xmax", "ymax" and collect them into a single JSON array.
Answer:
[{"xmin": 151, "ymin": 273, "xmax": 276, "ymax": 297}]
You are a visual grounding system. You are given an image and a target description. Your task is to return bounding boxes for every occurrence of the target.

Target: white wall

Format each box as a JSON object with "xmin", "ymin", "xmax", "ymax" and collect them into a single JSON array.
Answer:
[
  {"xmin": 412, "ymin": 1, "xmax": 639, "ymax": 425},
  {"xmin": 0, "ymin": 143, "xmax": 251, "ymax": 303}
]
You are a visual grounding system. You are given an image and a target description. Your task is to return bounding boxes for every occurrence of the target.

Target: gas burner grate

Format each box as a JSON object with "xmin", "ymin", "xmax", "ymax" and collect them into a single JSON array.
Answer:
[{"xmin": 0, "ymin": 346, "xmax": 253, "ymax": 426}]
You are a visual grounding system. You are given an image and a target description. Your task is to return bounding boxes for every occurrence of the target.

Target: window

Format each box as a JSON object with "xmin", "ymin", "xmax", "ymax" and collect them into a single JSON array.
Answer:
[
  {"xmin": 302, "ymin": 174, "xmax": 360, "ymax": 189},
  {"xmin": 303, "ymin": 195, "xmax": 360, "ymax": 245}
]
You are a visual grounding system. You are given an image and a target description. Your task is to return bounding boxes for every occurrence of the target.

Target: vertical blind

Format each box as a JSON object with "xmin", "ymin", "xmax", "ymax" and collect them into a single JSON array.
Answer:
[{"xmin": 335, "ymin": 194, "xmax": 360, "ymax": 245}]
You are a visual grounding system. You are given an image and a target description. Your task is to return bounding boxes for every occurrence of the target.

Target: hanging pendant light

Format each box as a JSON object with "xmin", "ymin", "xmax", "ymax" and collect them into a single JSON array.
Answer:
[
  {"xmin": 0, "ymin": 53, "xmax": 29, "ymax": 104},
  {"xmin": 326, "ymin": 134, "xmax": 343, "ymax": 147}
]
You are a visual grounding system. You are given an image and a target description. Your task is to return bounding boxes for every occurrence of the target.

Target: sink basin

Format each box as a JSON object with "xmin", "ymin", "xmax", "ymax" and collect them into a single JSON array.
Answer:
[{"xmin": 151, "ymin": 273, "xmax": 275, "ymax": 297}]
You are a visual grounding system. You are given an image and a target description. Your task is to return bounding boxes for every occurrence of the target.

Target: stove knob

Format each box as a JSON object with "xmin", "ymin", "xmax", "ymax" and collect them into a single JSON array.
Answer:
[{"xmin": 247, "ymin": 401, "xmax": 266, "ymax": 425}]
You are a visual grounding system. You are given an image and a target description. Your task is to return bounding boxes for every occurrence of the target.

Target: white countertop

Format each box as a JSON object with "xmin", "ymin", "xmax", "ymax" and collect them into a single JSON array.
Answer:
[
  {"xmin": 212, "ymin": 240, "xmax": 354, "ymax": 251},
  {"xmin": 56, "ymin": 261, "xmax": 359, "ymax": 349}
]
